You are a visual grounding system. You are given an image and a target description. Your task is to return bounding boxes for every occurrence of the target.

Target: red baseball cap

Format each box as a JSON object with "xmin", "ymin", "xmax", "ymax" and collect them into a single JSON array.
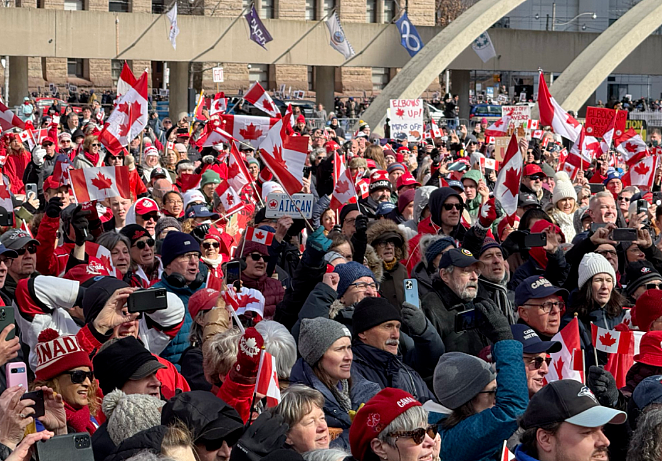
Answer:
[
  {"xmin": 396, "ymin": 146, "xmax": 410, "ymax": 154},
  {"xmin": 325, "ymin": 140, "xmax": 340, "ymax": 153},
  {"xmin": 41, "ymin": 136, "xmax": 56, "ymax": 146},
  {"xmin": 634, "ymin": 330, "xmax": 662, "ymax": 367},
  {"xmin": 43, "ymin": 176, "xmax": 62, "ymax": 192},
  {"xmin": 365, "ymin": 159, "xmax": 377, "ymax": 169},
  {"xmin": 135, "ymin": 198, "xmax": 159, "ymax": 215},
  {"xmin": 370, "ymin": 170, "xmax": 389, "ymax": 184},
  {"xmin": 523, "ymin": 164, "xmax": 547, "ymax": 177},
  {"xmin": 63, "ymin": 258, "xmax": 111, "ymax": 283},
  {"xmin": 396, "ymin": 172, "xmax": 421, "ymax": 190},
  {"xmin": 188, "ymin": 287, "xmax": 219, "ymax": 319}
]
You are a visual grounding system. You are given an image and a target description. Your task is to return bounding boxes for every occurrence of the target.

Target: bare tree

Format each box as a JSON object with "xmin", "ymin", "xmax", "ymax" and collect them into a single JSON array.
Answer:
[{"xmin": 435, "ymin": 0, "xmax": 478, "ymax": 26}]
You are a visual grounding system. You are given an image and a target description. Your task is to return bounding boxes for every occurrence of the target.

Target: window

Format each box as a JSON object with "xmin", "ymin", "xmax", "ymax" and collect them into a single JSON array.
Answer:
[
  {"xmin": 242, "ymin": 0, "xmax": 251, "ymax": 9},
  {"xmin": 384, "ymin": 0, "xmax": 396, "ymax": 23},
  {"xmin": 260, "ymin": 0, "xmax": 274, "ymax": 19},
  {"xmin": 249, "ymin": 64, "xmax": 269, "ymax": 86},
  {"xmin": 305, "ymin": 0, "xmax": 316, "ymax": 20},
  {"xmin": 323, "ymin": 0, "xmax": 334, "ymax": 16},
  {"xmin": 68, "ymin": 58, "xmax": 84, "ymax": 78},
  {"xmin": 109, "ymin": 0, "xmax": 129, "ymax": 11},
  {"xmin": 111, "ymin": 60, "xmax": 123, "ymax": 87},
  {"xmin": 63, "ymin": 0, "xmax": 83, "ymax": 10},
  {"xmin": 366, "ymin": 0, "xmax": 377, "ymax": 23},
  {"xmin": 152, "ymin": 0, "xmax": 164, "ymax": 13},
  {"xmin": 307, "ymin": 66, "xmax": 315, "ymax": 91},
  {"xmin": 372, "ymin": 67, "xmax": 390, "ymax": 91}
]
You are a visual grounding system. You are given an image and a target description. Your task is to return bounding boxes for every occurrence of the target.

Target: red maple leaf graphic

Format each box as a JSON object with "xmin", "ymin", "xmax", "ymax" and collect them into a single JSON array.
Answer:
[
  {"xmin": 586, "ymin": 141, "xmax": 601, "ymax": 154},
  {"xmin": 599, "ymin": 332, "xmax": 616, "ymax": 347},
  {"xmin": 262, "ymin": 99, "xmax": 275, "ymax": 114},
  {"xmin": 269, "ymin": 199, "xmax": 278, "ymax": 208},
  {"xmin": 271, "ymin": 144, "xmax": 286, "ymax": 169},
  {"xmin": 128, "ymin": 100, "xmax": 143, "ymax": 129},
  {"xmin": 624, "ymin": 142, "xmax": 639, "ymax": 153},
  {"xmin": 335, "ymin": 179, "xmax": 350, "ymax": 194},
  {"xmin": 554, "ymin": 356, "xmax": 565, "ymax": 380},
  {"xmin": 566, "ymin": 114, "xmax": 580, "ymax": 128},
  {"xmin": 239, "ymin": 123, "xmax": 263, "ymax": 140},
  {"xmin": 0, "ymin": 186, "xmax": 10, "ymax": 200},
  {"xmin": 502, "ymin": 167, "xmax": 520, "ymax": 195},
  {"xmin": 395, "ymin": 108, "xmax": 405, "ymax": 117},
  {"xmin": 226, "ymin": 193, "xmax": 234, "ymax": 205},
  {"xmin": 91, "ymin": 172, "xmax": 113, "ymax": 191},
  {"xmin": 634, "ymin": 162, "xmax": 650, "ymax": 176},
  {"xmin": 98, "ymin": 254, "xmax": 112, "ymax": 270},
  {"xmin": 493, "ymin": 118, "xmax": 504, "ymax": 128},
  {"xmin": 240, "ymin": 293, "xmax": 262, "ymax": 306},
  {"xmin": 133, "ymin": 230, "xmax": 145, "ymax": 240},
  {"xmin": 255, "ymin": 231, "xmax": 264, "ymax": 239},
  {"xmin": 228, "ymin": 160, "xmax": 241, "ymax": 178}
]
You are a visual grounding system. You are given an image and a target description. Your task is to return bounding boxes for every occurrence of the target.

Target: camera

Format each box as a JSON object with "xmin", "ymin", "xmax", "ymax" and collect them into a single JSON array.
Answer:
[{"xmin": 74, "ymin": 435, "xmax": 91, "ymax": 449}]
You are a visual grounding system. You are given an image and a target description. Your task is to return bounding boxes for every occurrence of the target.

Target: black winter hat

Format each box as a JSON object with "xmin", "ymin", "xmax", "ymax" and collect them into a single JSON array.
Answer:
[
  {"xmin": 626, "ymin": 260, "xmax": 662, "ymax": 296},
  {"xmin": 82, "ymin": 276, "xmax": 131, "ymax": 324},
  {"xmin": 353, "ymin": 297, "xmax": 402, "ymax": 335},
  {"xmin": 428, "ymin": 187, "xmax": 464, "ymax": 228}
]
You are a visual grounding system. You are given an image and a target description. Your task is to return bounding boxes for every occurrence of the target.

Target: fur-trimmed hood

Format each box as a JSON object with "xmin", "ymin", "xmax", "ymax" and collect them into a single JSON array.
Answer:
[
  {"xmin": 364, "ymin": 244, "xmax": 384, "ymax": 282},
  {"xmin": 366, "ymin": 219, "xmax": 409, "ymax": 261}
]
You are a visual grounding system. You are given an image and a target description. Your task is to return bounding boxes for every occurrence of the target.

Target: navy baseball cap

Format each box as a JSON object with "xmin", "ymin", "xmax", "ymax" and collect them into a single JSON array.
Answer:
[
  {"xmin": 186, "ymin": 204, "xmax": 220, "ymax": 221},
  {"xmin": 632, "ymin": 375, "xmax": 662, "ymax": 412},
  {"xmin": 438, "ymin": 248, "xmax": 484, "ymax": 270},
  {"xmin": 0, "ymin": 243, "xmax": 17, "ymax": 259},
  {"xmin": 511, "ymin": 324, "xmax": 562, "ymax": 354},
  {"xmin": 447, "ymin": 180, "xmax": 465, "ymax": 191},
  {"xmin": 376, "ymin": 202, "xmax": 396, "ymax": 216},
  {"xmin": 515, "ymin": 276, "xmax": 569, "ymax": 307},
  {"xmin": 518, "ymin": 192, "xmax": 540, "ymax": 208},
  {"xmin": 603, "ymin": 171, "xmax": 622, "ymax": 186}
]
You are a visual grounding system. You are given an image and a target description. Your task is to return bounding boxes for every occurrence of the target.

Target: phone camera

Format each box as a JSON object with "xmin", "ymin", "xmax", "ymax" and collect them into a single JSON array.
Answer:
[
  {"xmin": 74, "ymin": 435, "xmax": 91, "ymax": 449},
  {"xmin": 0, "ymin": 311, "xmax": 6, "ymax": 321}
]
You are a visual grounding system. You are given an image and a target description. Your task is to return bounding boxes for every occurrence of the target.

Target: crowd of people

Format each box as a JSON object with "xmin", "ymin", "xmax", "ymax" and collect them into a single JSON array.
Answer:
[{"xmin": 0, "ymin": 88, "xmax": 661, "ymax": 461}]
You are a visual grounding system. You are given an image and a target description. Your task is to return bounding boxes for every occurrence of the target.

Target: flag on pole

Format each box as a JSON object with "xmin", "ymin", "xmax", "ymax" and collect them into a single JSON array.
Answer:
[
  {"xmin": 471, "ymin": 31, "xmax": 497, "ymax": 63},
  {"xmin": 227, "ymin": 142, "xmax": 254, "ymax": 193},
  {"xmin": 209, "ymin": 92, "xmax": 228, "ymax": 117},
  {"xmin": 325, "ymin": 12, "xmax": 355, "ymax": 59},
  {"xmin": 215, "ymin": 181, "xmax": 244, "ymax": 215},
  {"xmin": 395, "ymin": 12, "xmax": 424, "ymax": 57},
  {"xmin": 246, "ymin": 227, "xmax": 274, "ymax": 245},
  {"xmin": 244, "ymin": 82, "xmax": 279, "ymax": 118},
  {"xmin": 546, "ymin": 317, "xmax": 583, "ymax": 383},
  {"xmin": 254, "ymin": 349, "xmax": 281, "ymax": 407},
  {"xmin": 0, "ymin": 101, "xmax": 26, "ymax": 131},
  {"xmin": 591, "ymin": 323, "xmax": 633, "ymax": 354},
  {"xmin": 493, "ymin": 134, "xmax": 522, "ymax": 219},
  {"xmin": 622, "ymin": 155, "xmax": 658, "ymax": 189},
  {"xmin": 166, "ymin": 3, "xmax": 180, "ymax": 50},
  {"xmin": 537, "ymin": 71, "xmax": 582, "ymax": 142},
  {"xmin": 70, "ymin": 166, "xmax": 130, "ymax": 202},
  {"xmin": 116, "ymin": 62, "xmax": 137, "ymax": 99},
  {"xmin": 500, "ymin": 441, "xmax": 515, "ymax": 461},
  {"xmin": 330, "ymin": 151, "xmax": 357, "ymax": 210},
  {"xmin": 615, "ymin": 128, "xmax": 649, "ymax": 166},
  {"xmin": 484, "ymin": 114, "xmax": 512, "ymax": 137},
  {"xmin": 245, "ymin": 3, "xmax": 273, "ymax": 50}
]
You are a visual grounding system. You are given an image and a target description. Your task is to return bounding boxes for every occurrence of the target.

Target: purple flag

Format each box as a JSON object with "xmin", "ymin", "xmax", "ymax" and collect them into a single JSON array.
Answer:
[{"xmin": 245, "ymin": 4, "xmax": 273, "ymax": 50}]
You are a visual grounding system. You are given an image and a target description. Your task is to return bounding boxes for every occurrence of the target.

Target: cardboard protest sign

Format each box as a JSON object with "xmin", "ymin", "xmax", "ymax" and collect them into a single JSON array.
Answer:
[
  {"xmin": 389, "ymin": 99, "xmax": 424, "ymax": 142},
  {"xmin": 502, "ymin": 105, "xmax": 531, "ymax": 124}
]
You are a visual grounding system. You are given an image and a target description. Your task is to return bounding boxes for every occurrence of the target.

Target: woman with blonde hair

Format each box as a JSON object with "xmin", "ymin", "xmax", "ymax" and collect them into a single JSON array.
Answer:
[
  {"xmin": 364, "ymin": 144, "xmax": 387, "ymax": 170},
  {"xmin": 163, "ymin": 149, "xmax": 180, "ymax": 183},
  {"xmin": 73, "ymin": 135, "xmax": 104, "ymax": 169},
  {"xmin": 546, "ymin": 171, "xmax": 579, "ymax": 241}
]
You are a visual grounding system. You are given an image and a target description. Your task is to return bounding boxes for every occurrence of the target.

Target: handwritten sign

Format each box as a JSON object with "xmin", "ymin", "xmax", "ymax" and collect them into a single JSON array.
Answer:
[
  {"xmin": 212, "ymin": 67, "xmax": 224, "ymax": 83},
  {"xmin": 502, "ymin": 105, "xmax": 531, "ymax": 124},
  {"xmin": 494, "ymin": 137, "xmax": 511, "ymax": 163},
  {"xmin": 585, "ymin": 107, "xmax": 627, "ymax": 138},
  {"xmin": 389, "ymin": 99, "xmax": 424, "ymax": 142}
]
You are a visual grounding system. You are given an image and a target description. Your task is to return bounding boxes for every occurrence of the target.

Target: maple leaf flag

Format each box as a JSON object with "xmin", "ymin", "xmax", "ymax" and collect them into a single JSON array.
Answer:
[
  {"xmin": 0, "ymin": 101, "xmax": 25, "ymax": 132},
  {"xmin": 99, "ymin": 71, "xmax": 149, "ymax": 154},
  {"xmin": 255, "ymin": 349, "xmax": 281, "ymax": 407},
  {"xmin": 70, "ymin": 166, "xmax": 130, "ymax": 202},
  {"xmin": 356, "ymin": 179, "xmax": 370, "ymax": 199},
  {"xmin": 599, "ymin": 110, "xmax": 618, "ymax": 156},
  {"xmin": 244, "ymin": 81, "xmax": 279, "ymax": 118},
  {"xmin": 219, "ymin": 114, "xmax": 278, "ymax": 148},
  {"xmin": 493, "ymin": 134, "xmax": 522, "ymax": 219},
  {"xmin": 215, "ymin": 181, "xmax": 244, "ymax": 215},
  {"xmin": 116, "ymin": 62, "xmax": 137, "ymax": 99},
  {"xmin": 227, "ymin": 141, "xmax": 254, "ymax": 193},
  {"xmin": 622, "ymin": 155, "xmax": 658, "ymax": 189},
  {"xmin": 246, "ymin": 227, "xmax": 274, "ymax": 246},
  {"xmin": 527, "ymin": 119, "xmax": 539, "ymax": 130},
  {"xmin": 259, "ymin": 106, "xmax": 309, "ymax": 196},
  {"xmin": 615, "ymin": 128, "xmax": 649, "ymax": 166},
  {"xmin": 484, "ymin": 114, "xmax": 512, "ymax": 137},
  {"xmin": 546, "ymin": 317, "xmax": 583, "ymax": 383},
  {"xmin": 0, "ymin": 184, "xmax": 13, "ymax": 212},
  {"xmin": 568, "ymin": 126, "xmax": 600, "ymax": 169},
  {"xmin": 537, "ymin": 71, "xmax": 581, "ymax": 142},
  {"xmin": 500, "ymin": 441, "xmax": 515, "ymax": 461},
  {"xmin": 532, "ymin": 130, "xmax": 544, "ymax": 140},
  {"xmin": 209, "ymin": 93, "xmax": 228, "ymax": 117},
  {"xmin": 330, "ymin": 151, "xmax": 357, "ymax": 210},
  {"xmin": 591, "ymin": 323, "xmax": 633, "ymax": 354}
]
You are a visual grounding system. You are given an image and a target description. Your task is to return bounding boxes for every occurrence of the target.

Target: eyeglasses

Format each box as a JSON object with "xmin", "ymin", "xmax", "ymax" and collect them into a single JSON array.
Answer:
[
  {"xmin": 15, "ymin": 245, "xmax": 37, "ymax": 256},
  {"xmin": 443, "ymin": 203, "xmax": 463, "ymax": 211},
  {"xmin": 109, "ymin": 154, "xmax": 124, "ymax": 160},
  {"xmin": 203, "ymin": 242, "xmax": 220, "ymax": 250},
  {"xmin": 133, "ymin": 238, "xmax": 155, "ymax": 250},
  {"xmin": 528, "ymin": 175, "xmax": 544, "ymax": 181},
  {"xmin": 64, "ymin": 370, "xmax": 94, "ymax": 384},
  {"xmin": 524, "ymin": 356, "xmax": 552, "ymax": 369},
  {"xmin": 60, "ymin": 140, "xmax": 71, "ymax": 144},
  {"xmin": 387, "ymin": 425, "xmax": 438, "ymax": 445},
  {"xmin": 596, "ymin": 249, "xmax": 617, "ymax": 258},
  {"xmin": 478, "ymin": 389, "xmax": 497, "ymax": 396},
  {"xmin": 166, "ymin": 200, "xmax": 183, "ymax": 206},
  {"xmin": 248, "ymin": 253, "xmax": 270, "ymax": 262},
  {"xmin": 617, "ymin": 196, "xmax": 631, "ymax": 202},
  {"xmin": 141, "ymin": 213, "xmax": 159, "ymax": 222},
  {"xmin": 91, "ymin": 143, "xmax": 101, "ymax": 147},
  {"xmin": 522, "ymin": 301, "xmax": 565, "ymax": 314},
  {"xmin": 645, "ymin": 282, "xmax": 662, "ymax": 290},
  {"xmin": 376, "ymin": 241, "xmax": 396, "ymax": 248},
  {"xmin": 348, "ymin": 281, "xmax": 379, "ymax": 291}
]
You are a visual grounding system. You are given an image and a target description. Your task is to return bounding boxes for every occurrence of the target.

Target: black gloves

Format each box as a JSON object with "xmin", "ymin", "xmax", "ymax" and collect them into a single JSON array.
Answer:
[
  {"xmin": 354, "ymin": 214, "xmax": 368, "ymax": 237},
  {"xmin": 475, "ymin": 299, "xmax": 513, "ymax": 343},
  {"xmin": 45, "ymin": 196, "xmax": 63, "ymax": 219},
  {"xmin": 401, "ymin": 302, "xmax": 427, "ymax": 336},
  {"xmin": 230, "ymin": 412, "xmax": 288, "ymax": 461},
  {"xmin": 70, "ymin": 205, "xmax": 92, "ymax": 246},
  {"xmin": 588, "ymin": 366, "xmax": 619, "ymax": 407}
]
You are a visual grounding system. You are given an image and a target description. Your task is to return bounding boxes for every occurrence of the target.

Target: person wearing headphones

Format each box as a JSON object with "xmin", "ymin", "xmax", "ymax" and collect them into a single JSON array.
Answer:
[{"xmin": 152, "ymin": 231, "xmax": 206, "ymax": 370}]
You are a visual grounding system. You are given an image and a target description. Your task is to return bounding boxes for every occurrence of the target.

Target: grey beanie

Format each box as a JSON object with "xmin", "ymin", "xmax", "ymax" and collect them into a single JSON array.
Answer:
[
  {"xmin": 103, "ymin": 389, "xmax": 166, "ymax": 445},
  {"xmin": 433, "ymin": 352, "xmax": 496, "ymax": 410},
  {"xmin": 154, "ymin": 216, "xmax": 182, "ymax": 240},
  {"xmin": 298, "ymin": 317, "xmax": 352, "ymax": 366}
]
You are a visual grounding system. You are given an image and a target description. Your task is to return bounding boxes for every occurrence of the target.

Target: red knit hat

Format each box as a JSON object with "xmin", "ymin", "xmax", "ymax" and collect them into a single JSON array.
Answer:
[
  {"xmin": 634, "ymin": 330, "xmax": 662, "ymax": 367},
  {"xmin": 35, "ymin": 329, "xmax": 93, "ymax": 381},
  {"xmin": 349, "ymin": 388, "xmax": 421, "ymax": 460},
  {"xmin": 634, "ymin": 289, "xmax": 662, "ymax": 332},
  {"xmin": 189, "ymin": 288, "xmax": 219, "ymax": 319}
]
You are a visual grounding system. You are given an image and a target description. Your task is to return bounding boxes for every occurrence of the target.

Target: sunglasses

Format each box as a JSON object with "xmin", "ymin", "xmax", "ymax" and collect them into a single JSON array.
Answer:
[
  {"xmin": 443, "ymin": 203, "xmax": 463, "ymax": 211},
  {"xmin": 64, "ymin": 370, "xmax": 94, "ymax": 384},
  {"xmin": 645, "ymin": 282, "xmax": 662, "ymax": 290},
  {"xmin": 141, "ymin": 213, "xmax": 159, "ymax": 222},
  {"xmin": 91, "ymin": 143, "xmax": 101, "ymax": 147},
  {"xmin": 0, "ymin": 255, "xmax": 13, "ymax": 265},
  {"xmin": 203, "ymin": 242, "xmax": 220, "ymax": 250},
  {"xmin": 134, "ymin": 238, "xmax": 155, "ymax": 250},
  {"xmin": 248, "ymin": 253, "xmax": 270, "ymax": 262},
  {"xmin": 15, "ymin": 245, "xmax": 37, "ymax": 256},
  {"xmin": 387, "ymin": 425, "xmax": 438, "ymax": 445},
  {"xmin": 528, "ymin": 175, "xmax": 544, "ymax": 181},
  {"xmin": 526, "ymin": 356, "xmax": 552, "ymax": 370},
  {"xmin": 109, "ymin": 154, "xmax": 124, "ymax": 160}
]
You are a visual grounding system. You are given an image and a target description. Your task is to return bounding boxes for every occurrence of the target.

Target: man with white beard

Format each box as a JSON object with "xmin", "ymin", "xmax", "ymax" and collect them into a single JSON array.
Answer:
[{"xmin": 478, "ymin": 238, "xmax": 517, "ymax": 324}]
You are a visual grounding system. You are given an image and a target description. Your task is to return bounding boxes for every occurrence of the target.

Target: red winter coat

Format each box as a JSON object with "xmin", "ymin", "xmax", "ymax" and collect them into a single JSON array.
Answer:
[
  {"xmin": 240, "ymin": 273, "xmax": 284, "ymax": 319},
  {"xmin": 405, "ymin": 216, "xmax": 440, "ymax": 276},
  {"xmin": 5, "ymin": 150, "xmax": 30, "ymax": 194},
  {"xmin": 216, "ymin": 376, "xmax": 253, "ymax": 423}
]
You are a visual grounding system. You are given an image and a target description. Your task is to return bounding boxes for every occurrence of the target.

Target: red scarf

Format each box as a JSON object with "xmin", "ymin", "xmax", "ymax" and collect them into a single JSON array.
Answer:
[
  {"xmin": 64, "ymin": 401, "xmax": 98, "ymax": 435},
  {"xmin": 84, "ymin": 150, "xmax": 99, "ymax": 166},
  {"xmin": 528, "ymin": 220, "xmax": 564, "ymax": 270}
]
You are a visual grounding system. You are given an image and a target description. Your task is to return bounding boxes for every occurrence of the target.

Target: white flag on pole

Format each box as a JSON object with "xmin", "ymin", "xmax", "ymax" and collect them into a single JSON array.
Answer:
[
  {"xmin": 167, "ymin": 3, "xmax": 180, "ymax": 50},
  {"xmin": 472, "ymin": 31, "xmax": 497, "ymax": 63},
  {"xmin": 325, "ymin": 12, "xmax": 355, "ymax": 60}
]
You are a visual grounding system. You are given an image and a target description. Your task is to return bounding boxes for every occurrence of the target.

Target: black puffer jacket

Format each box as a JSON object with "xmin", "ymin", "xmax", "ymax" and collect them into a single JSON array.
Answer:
[{"xmin": 103, "ymin": 425, "xmax": 167, "ymax": 461}]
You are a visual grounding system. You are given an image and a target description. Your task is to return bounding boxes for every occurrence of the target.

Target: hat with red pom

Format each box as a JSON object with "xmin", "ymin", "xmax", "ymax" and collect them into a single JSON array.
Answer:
[{"xmin": 35, "ymin": 329, "xmax": 93, "ymax": 381}]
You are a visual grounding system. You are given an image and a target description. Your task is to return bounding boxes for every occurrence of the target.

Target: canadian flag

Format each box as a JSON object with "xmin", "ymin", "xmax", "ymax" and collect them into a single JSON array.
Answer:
[
  {"xmin": 500, "ymin": 441, "xmax": 515, "ymax": 461},
  {"xmin": 220, "ymin": 114, "xmax": 279, "ymax": 148},
  {"xmin": 546, "ymin": 317, "xmax": 583, "ymax": 383},
  {"xmin": 236, "ymin": 287, "xmax": 266, "ymax": 317},
  {"xmin": 116, "ymin": 62, "xmax": 137, "ymax": 99},
  {"xmin": 244, "ymin": 82, "xmax": 280, "ymax": 118},
  {"xmin": 227, "ymin": 142, "xmax": 254, "ymax": 193},
  {"xmin": 356, "ymin": 179, "xmax": 370, "ymax": 199},
  {"xmin": 203, "ymin": 124, "xmax": 234, "ymax": 149},
  {"xmin": 558, "ymin": 163, "xmax": 579, "ymax": 181},
  {"xmin": 591, "ymin": 323, "xmax": 633, "ymax": 354},
  {"xmin": 18, "ymin": 130, "xmax": 34, "ymax": 151},
  {"xmin": 493, "ymin": 134, "xmax": 522, "ymax": 218},
  {"xmin": 70, "ymin": 166, "xmax": 130, "ymax": 202},
  {"xmin": 531, "ymin": 130, "xmax": 544, "ymax": 139},
  {"xmin": 330, "ymin": 152, "xmax": 358, "ymax": 210},
  {"xmin": 99, "ymin": 71, "xmax": 149, "ymax": 154},
  {"xmin": 599, "ymin": 110, "xmax": 618, "ymax": 156},
  {"xmin": 484, "ymin": 114, "xmax": 512, "ymax": 137},
  {"xmin": 622, "ymin": 155, "xmax": 658, "ymax": 189},
  {"xmin": 615, "ymin": 128, "xmax": 649, "ymax": 166},
  {"xmin": 568, "ymin": 126, "xmax": 600, "ymax": 168},
  {"xmin": 0, "ymin": 184, "xmax": 12, "ymax": 212},
  {"xmin": 215, "ymin": 181, "xmax": 244, "ymax": 215},
  {"xmin": 0, "ymin": 101, "xmax": 25, "ymax": 131},
  {"xmin": 246, "ymin": 227, "xmax": 274, "ymax": 245},
  {"xmin": 259, "ymin": 106, "xmax": 309, "ymax": 196},
  {"xmin": 209, "ymin": 92, "xmax": 228, "ymax": 117},
  {"xmin": 537, "ymin": 71, "xmax": 581, "ymax": 142},
  {"xmin": 254, "ymin": 349, "xmax": 281, "ymax": 407},
  {"xmin": 527, "ymin": 119, "xmax": 539, "ymax": 130},
  {"xmin": 429, "ymin": 122, "xmax": 442, "ymax": 139}
]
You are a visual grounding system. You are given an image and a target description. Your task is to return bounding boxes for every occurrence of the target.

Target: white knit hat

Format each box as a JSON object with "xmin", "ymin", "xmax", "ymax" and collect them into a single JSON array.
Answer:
[
  {"xmin": 578, "ymin": 252, "xmax": 616, "ymax": 289},
  {"xmin": 103, "ymin": 389, "xmax": 165, "ymax": 445},
  {"xmin": 552, "ymin": 171, "xmax": 578, "ymax": 205}
]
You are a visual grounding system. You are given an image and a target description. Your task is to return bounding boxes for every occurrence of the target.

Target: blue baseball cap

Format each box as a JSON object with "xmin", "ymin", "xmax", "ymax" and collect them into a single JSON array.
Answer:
[
  {"xmin": 186, "ymin": 204, "xmax": 220, "ymax": 221},
  {"xmin": 376, "ymin": 202, "xmax": 396, "ymax": 216},
  {"xmin": 438, "ymin": 248, "xmax": 483, "ymax": 270},
  {"xmin": 511, "ymin": 324, "xmax": 562, "ymax": 354},
  {"xmin": 0, "ymin": 243, "xmax": 17, "ymax": 259},
  {"xmin": 447, "ymin": 180, "xmax": 465, "ymax": 191},
  {"xmin": 515, "ymin": 276, "xmax": 569, "ymax": 307},
  {"xmin": 632, "ymin": 375, "xmax": 662, "ymax": 412}
]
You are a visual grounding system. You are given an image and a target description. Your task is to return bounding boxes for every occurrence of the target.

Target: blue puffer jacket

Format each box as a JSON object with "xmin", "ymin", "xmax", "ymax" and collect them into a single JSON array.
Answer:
[
  {"xmin": 289, "ymin": 357, "xmax": 381, "ymax": 450},
  {"xmin": 433, "ymin": 340, "xmax": 528, "ymax": 461},
  {"xmin": 153, "ymin": 273, "xmax": 206, "ymax": 370},
  {"xmin": 514, "ymin": 445, "xmax": 540, "ymax": 461}
]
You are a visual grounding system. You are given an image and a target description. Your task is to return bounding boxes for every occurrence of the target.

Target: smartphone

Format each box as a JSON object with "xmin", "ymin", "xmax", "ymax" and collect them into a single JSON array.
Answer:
[
  {"xmin": 0, "ymin": 307, "xmax": 16, "ymax": 340},
  {"xmin": 25, "ymin": 183, "xmax": 37, "ymax": 200},
  {"xmin": 127, "ymin": 288, "xmax": 168, "ymax": 314},
  {"xmin": 225, "ymin": 260, "xmax": 241, "ymax": 286},
  {"xmin": 591, "ymin": 223, "xmax": 607, "ymax": 233},
  {"xmin": 454, "ymin": 309, "xmax": 485, "ymax": 333},
  {"xmin": 403, "ymin": 279, "xmax": 419, "ymax": 309},
  {"xmin": 653, "ymin": 192, "xmax": 662, "ymax": 207},
  {"xmin": 35, "ymin": 433, "xmax": 94, "ymax": 461},
  {"xmin": 6, "ymin": 362, "xmax": 28, "ymax": 389},
  {"xmin": 589, "ymin": 183, "xmax": 605, "ymax": 194},
  {"xmin": 524, "ymin": 232, "xmax": 547, "ymax": 248},
  {"xmin": 0, "ymin": 208, "xmax": 13, "ymax": 227},
  {"xmin": 21, "ymin": 389, "xmax": 45, "ymax": 419},
  {"xmin": 637, "ymin": 199, "xmax": 649, "ymax": 215},
  {"xmin": 611, "ymin": 228, "xmax": 637, "ymax": 241}
]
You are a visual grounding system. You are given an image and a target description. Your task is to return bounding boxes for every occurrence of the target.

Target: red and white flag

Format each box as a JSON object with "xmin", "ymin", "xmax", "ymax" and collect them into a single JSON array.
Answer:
[
  {"xmin": 203, "ymin": 124, "xmax": 234, "ymax": 149},
  {"xmin": 244, "ymin": 82, "xmax": 279, "ymax": 118},
  {"xmin": 236, "ymin": 287, "xmax": 266, "ymax": 317},
  {"xmin": 429, "ymin": 122, "xmax": 442, "ymax": 139},
  {"xmin": 246, "ymin": 227, "xmax": 274, "ymax": 245},
  {"xmin": 20, "ymin": 220, "xmax": 32, "ymax": 237},
  {"xmin": 622, "ymin": 155, "xmax": 658, "ymax": 189},
  {"xmin": 484, "ymin": 114, "xmax": 512, "ymax": 137},
  {"xmin": 209, "ymin": 93, "xmax": 228, "ymax": 117},
  {"xmin": 591, "ymin": 323, "xmax": 633, "ymax": 354},
  {"xmin": 599, "ymin": 110, "xmax": 618, "ymax": 156},
  {"xmin": 70, "ymin": 166, "xmax": 130, "ymax": 202},
  {"xmin": 356, "ymin": 179, "xmax": 369, "ymax": 199},
  {"xmin": 259, "ymin": 107, "xmax": 309, "ymax": 196},
  {"xmin": 546, "ymin": 317, "xmax": 583, "ymax": 383},
  {"xmin": 0, "ymin": 101, "xmax": 25, "ymax": 132},
  {"xmin": 254, "ymin": 349, "xmax": 281, "ymax": 407},
  {"xmin": 215, "ymin": 181, "xmax": 243, "ymax": 215},
  {"xmin": 537, "ymin": 71, "xmax": 581, "ymax": 142},
  {"xmin": 531, "ymin": 130, "xmax": 544, "ymax": 139},
  {"xmin": 568, "ymin": 126, "xmax": 600, "ymax": 169},
  {"xmin": 558, "ymin": 163, "xmax": 579, "ymax": 181},
  {"xmin": 227, "ymin": 142, "xmax": 254, "ymax": 193},
  {"xmin": 493, "ymin": 134, "xmax": 522, "ymax": 218},
  {"xmin": 615, "ymin": 128, "xmax": 649, "ymax": 166},
  {"xmin": 219, "ymin": 114, "xmax": 279, "ymax": 148},
  {"xmin": 116, "ymin": 62, "xmax": 137, "ymax": 99},
  {"xmin": 0, "ymin": 185, "xmax": 12, "ymax": 212},
  {"xmin": 527, "ymin": 119, "xmax": 539, "ymax": 130},
  {"xmin": 99, "ymin": 71, "xmax": 149, "ymax": 154},
  {"xmin": 500, "ymin": 441, "xmax": 515, "ymax": 461},
  {"xmin": 330, "ymin": 152, "xmax": 357, "ymax": 210}
]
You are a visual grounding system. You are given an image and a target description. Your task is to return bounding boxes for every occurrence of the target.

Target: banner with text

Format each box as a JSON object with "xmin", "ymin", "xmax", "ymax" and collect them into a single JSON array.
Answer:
[
  {"xmin": 389, "ymin": 99, "xmax": 424, "ymax": 142},
  {"xmin": 502, "ymin": 105, "xmax": 531, "ymax": 125},
  {"xmin": 585, "ymin": 107, "xmax": 627, "ymax": 138}
]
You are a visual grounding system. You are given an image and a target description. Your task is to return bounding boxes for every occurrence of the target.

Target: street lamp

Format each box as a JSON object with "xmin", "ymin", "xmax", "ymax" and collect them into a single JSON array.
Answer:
[{"xmin": 535, "ymin": 3, "xmax": 597, "ymax": 31}]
